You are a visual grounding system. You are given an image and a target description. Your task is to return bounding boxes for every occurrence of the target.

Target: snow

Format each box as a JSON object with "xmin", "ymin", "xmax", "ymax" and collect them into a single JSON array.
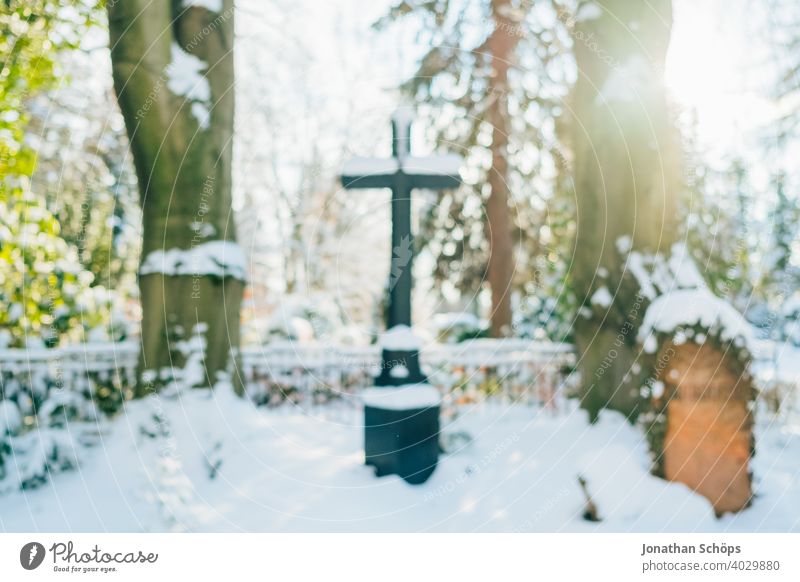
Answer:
[
  {"xmin": 3, "ymin": 387, "xmax": 800, "ymax": 532},
  {"xmin": 0, "ymin": 400, "xmax": 22, "ymax": 436},
  {"xmin": 783, "ymin": 293, "xmax": 800, "ymax": 316},
  {"xmin": 389, "ymin": 364, "xmax": 409, "ymax": 379},
  {"xmin": 590, "ymin": 287, "xmax": 612, "ymax": 308},
  {"xmin": 184, "ymin": 0, "xmax": 222, "ymax": 11},
  {"xmin": 667, "ymin": 243, "xmax": 706, "ymax": 289},
  {"xmin": 639, "ymin": 288, "xmax": 755, "ymax": 351},
  {"xmin": 190, "ymin": 221, "xmax": 216, "ymax": 238},
  {"xmin": 651, "ymin": 381, "xmax": 665, "ymax": 398},
  {"xmin": 752, "ymin": 342, "xmax": 800, "ymax": 384},
  {"xmin": 167, "ymin": 43, "xmax": 211, "ymax": 129},
  {"xmin": 576, "ymin": 2, "xmax": 603, "ymax": 22},
  {"xmin": 341, "ymin": 157, "xmax": 399, "ymax": 176},
  {"xmin": 341, "ymin": 155, "xmax": 462, "ymax": 178},
  {"xmin": 379, "ymin": 325, "xmax": 422, "ymax": 351},
  {"xmin": 190, "ymin": 102, "xmax": 211, "ymax": 130},
  {"xmin": 391, "ymin": 106, "xmax": 415, "ymax": 133},
  {"xmin": 139, "ymin": 241, "xmax": 247, "ymax": 281},
  {"xmin": 625, "ymin": 252, "xmax": 657, "ymax": 300},
  {"xmin": 402, "ymin": 154, "xmax": 462, "ymax": 176},
  {"xmin": 432, "ymin": 312, "xmax": 481, "ymax": 330},
  {"xmin": 621, "ymin": 242, "xmax": 710, "ymax": 304},
  {"xmin": 361, "ymin": 384, "xmax": 441, "ymax": 410}
]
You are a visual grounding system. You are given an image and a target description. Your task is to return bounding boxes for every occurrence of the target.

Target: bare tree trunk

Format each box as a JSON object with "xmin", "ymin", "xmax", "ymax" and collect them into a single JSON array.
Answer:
[
  {"xmin": 569, "ymin": 0, "xmax": 679, "ymax": 420},
  {"xmin": 108, "ymin": 1, "xmax": 243, "ymax": 393},
  {"xmin": 485, "ymin": 0, "xmax": 518, "ymax": 338}
]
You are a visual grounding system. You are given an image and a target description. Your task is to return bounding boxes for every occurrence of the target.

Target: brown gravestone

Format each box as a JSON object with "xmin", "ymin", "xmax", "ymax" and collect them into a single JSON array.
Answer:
[{"xmin": 657, "ymin": 341, "xmax": 753, "ymax": 515}]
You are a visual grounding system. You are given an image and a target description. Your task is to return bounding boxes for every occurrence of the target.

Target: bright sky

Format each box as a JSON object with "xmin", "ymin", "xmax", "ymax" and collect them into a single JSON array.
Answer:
[{"xmin": 665, "ymin": 0, "xmax": 782, "ymax": 185}]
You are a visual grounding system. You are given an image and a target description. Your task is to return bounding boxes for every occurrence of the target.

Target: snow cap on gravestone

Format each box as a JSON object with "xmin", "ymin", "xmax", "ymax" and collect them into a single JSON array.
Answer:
[{"xmin": 380, "ymin": 325, "xmax": 421, "ymax": 351}]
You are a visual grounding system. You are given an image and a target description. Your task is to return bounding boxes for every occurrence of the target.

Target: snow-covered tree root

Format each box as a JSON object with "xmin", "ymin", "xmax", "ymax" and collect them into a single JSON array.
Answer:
[{"xmin": 639, "ymin": 290, "xmax": 755, "ymax": 516}]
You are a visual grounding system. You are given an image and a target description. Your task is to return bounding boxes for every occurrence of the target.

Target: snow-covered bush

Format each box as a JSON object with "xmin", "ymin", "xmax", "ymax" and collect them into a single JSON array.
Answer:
[
  {"xmin": 0, "ymin": 188, "xmax": 119, "ymax": 348},
  {"xmin": 780, "ymin": 294, "xmax": 800, "ymax": 346},
  {"xmin": 513, "ymin": 295, "xmax": 574, "ymax": 342},
  {"xmin": 0, "ymin": 344, "xmax": 136, "ymax": 492},
  {"xmin": 0, "ymin": 372, "xmax": 99, "ymax": 492}
]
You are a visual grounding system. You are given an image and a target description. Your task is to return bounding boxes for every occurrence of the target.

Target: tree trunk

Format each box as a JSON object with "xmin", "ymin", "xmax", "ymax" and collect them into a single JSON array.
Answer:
[
  {"xmin": 569, "ymin": 0, "xmax": 679, "ymax": 421},
  {"xmin": 108, "ymin": 1, "xmax": 243, "ymax": 393},
  {"xmin": 484, "ymin": 0, "xmax": 518, "ymax": 338}
]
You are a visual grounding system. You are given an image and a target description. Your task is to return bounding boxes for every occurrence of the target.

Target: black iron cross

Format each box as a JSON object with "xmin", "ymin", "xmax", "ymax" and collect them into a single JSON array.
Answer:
[
  {"xmin": 341, "ymin": 108, "xmax": 462, "ymax": 333},
  {"xmin": 343, "ymin": 109, "xmax": 461, "ymax": 485}
]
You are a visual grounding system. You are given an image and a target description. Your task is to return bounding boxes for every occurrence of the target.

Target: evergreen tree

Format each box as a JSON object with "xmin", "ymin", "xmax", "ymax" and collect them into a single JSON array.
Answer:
[{"xmin": 377, "ymin": 0, "xmax": 571, "ymax": 337}]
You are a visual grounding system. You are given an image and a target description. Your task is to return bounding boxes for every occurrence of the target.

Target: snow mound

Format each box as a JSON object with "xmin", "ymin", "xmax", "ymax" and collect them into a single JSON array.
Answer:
[
  {"xmin": 623, "ymin": 242, "xmax": 706, "ymax": 300},
  {"xmin": 639, "ymin": 288, "xmax": 755, "ymax": 353},
  {"xmin": 2, "ymin": 387, "xmax": 800, "ymax": 532}
]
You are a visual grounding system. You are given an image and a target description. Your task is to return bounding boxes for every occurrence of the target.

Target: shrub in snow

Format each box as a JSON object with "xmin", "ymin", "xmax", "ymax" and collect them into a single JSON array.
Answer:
[
  {"xmin": 0, "ymin": 189, "xmax": 120, "ymax": 348},
  {"xmin": 0, "ymin": 344, "xmax": 136, "ymax": 492},
  {"xmin": 513, "ymin": 295, "xmax": 574, "ymax": 343},
  {"xmin": 0, "ymin": 383, "xmax": 99, "ymax": 492}
]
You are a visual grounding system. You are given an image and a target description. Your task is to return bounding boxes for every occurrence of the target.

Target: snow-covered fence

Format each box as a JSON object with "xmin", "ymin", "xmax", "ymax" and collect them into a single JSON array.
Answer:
[
  {"xmin": 0, "ymin": 343, "xmax": 138, "ymax": 417},
  {"xmin": 0, "ymin": 339, "xmax": 576, "ymax": 417},
  {"xmin": 240, "ymin": 339, "xmax": 577, "ymax": 411},
  {"xmin": 240, "ymin": 343, "xmax": 378, "ymax": 406},
  {"xmin": 1, "ymin": 339, "xmax": 790, "ymax": 417}
]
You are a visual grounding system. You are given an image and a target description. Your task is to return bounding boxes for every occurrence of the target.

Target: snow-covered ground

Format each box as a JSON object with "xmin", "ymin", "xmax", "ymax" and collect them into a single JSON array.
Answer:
[{"xmin": 1, "ymin": 377, "xmax": 798, "ymax": 533}]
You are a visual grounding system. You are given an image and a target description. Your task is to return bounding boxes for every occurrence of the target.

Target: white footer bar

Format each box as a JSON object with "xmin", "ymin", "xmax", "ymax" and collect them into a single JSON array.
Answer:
[{"xmin": 1, "ymin": 533, "xmax": 798, "ymax": 581}]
